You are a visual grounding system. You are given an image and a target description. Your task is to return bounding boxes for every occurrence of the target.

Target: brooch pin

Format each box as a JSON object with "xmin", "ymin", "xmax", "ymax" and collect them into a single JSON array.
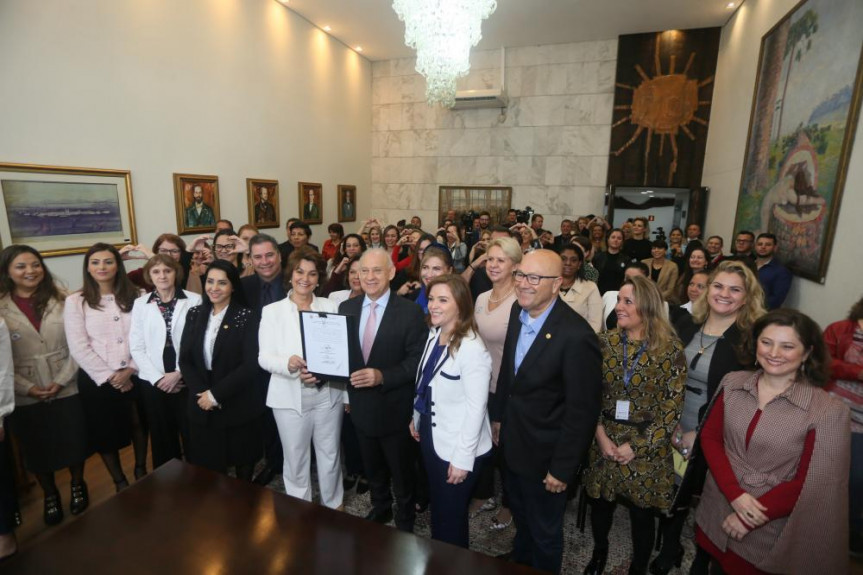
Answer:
[
  {"xmin": 545, "ymin": 333, "xmax": 552, "ymax": 340},
  {"xmin": 222, "ymin": 324, "xmax": 229, "ymax": 330}
]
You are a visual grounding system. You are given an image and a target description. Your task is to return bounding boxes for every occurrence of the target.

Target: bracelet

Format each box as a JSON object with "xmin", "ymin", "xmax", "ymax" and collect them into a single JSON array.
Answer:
[{"xmin": 468, "ymin": 264, "xmax": 475, "ymax": 271}]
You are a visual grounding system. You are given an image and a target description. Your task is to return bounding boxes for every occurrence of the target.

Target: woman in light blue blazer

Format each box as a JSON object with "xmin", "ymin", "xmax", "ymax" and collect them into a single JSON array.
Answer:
[{"xmin": 409, "ymin": 274, "xmax": 493, "ymax": 548}]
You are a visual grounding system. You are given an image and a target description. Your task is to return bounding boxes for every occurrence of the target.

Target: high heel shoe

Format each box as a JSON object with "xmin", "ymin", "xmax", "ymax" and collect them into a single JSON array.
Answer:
[
  {"xmin": 43, "ymin": 494, "xmax": 63, "ymax": 526},
  {"xmin": 134, "ymin": 465, "xmax": 147, "ymax": 480},
  {"xmin": 114, "ymin": 476, "xmax": 130, "ymax": 493},
  {"xmin": 583, "ymin": 548, "xmax": 608, "ymax": 575},
  {"xmin": 648, "ymin": 546, "xmax": 683, "ymax": 575},
  {"xmin": 70, "ymin": 481, "xmax": 89, "ymax": 515}
]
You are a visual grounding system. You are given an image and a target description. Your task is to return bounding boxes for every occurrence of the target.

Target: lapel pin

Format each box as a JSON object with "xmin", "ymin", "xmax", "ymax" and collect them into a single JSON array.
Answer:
[
  {"xmin": 545, "ymin": 333, "xmax": 552, "ymax": 339},
  {"xmin": 222, "ymin": 324, "xmax": 229, "ymax": 330}
]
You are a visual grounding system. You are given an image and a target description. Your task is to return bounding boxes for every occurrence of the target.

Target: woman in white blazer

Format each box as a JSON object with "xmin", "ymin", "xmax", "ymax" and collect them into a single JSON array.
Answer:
[
  {"xmin": 129, "ymin": 255, "xmax": 201, "ymax": 469},
  {"xmin": 409, "ymin": 274, "xmax": 493, "ymax": 548},
  {"xmin": 258, "ymin": 248, "xmax": 347, "ymax": 509}
]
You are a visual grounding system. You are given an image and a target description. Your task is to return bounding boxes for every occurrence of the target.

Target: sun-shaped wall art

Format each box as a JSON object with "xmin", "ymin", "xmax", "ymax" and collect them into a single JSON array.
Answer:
[{"xmin": 608, "ymin": 29, "xmax": 721, "ymax": 188}]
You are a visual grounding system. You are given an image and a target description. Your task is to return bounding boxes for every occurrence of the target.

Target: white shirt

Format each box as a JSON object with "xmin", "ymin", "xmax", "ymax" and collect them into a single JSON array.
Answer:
[
  {"xmin": 203, "ymin": 307, "xmax": 228, "ymax": 371},
  {"xmin": 359, "ymin": 289, "xmax": 391, "ymax": 345}
]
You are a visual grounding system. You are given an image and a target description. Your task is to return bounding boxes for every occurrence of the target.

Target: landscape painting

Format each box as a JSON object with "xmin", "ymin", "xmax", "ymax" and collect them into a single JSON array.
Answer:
[
  {"xmin": 0, "ymin": 163, "xmax": 138, "ymax": 256},
  {"xmin": 733, "ymin": 0, "xmax": 863, "ymax": 282}
]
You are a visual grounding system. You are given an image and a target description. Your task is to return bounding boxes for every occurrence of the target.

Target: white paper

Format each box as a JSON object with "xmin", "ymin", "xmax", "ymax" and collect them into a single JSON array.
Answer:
[
  {"xmin": 300, "ymin": 312, "xmax": 350, "ymax": 379},
  {"xmin": 615, "ymin": 400, "xmax": 630, "ymax": 421}
]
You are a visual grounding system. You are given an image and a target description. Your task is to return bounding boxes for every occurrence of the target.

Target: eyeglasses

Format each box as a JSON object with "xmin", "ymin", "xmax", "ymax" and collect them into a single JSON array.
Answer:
[
  {"xmin": 512, "ymin": 271, "xmax": 559, "ymax": 285},
  {"xmin": 158, "ymin": 249, "xmax": 181, "ymax": 256},
  {"xmin": 214, "ymin": 244, "xmax": 235, "ymax": 253}
]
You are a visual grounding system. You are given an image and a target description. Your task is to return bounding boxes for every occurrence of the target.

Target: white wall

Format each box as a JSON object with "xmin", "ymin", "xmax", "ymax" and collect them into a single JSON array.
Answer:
[
  {"xmin": 703, "ymin": 0, "xmax": 863, "ymax": 325},
  {"xmin": 370, "ymin": 41, "xmax": 617, "ymax": 234},
  {"xmin": 0, "ymin": 0, "xmax": 372, "ymax": 288}
]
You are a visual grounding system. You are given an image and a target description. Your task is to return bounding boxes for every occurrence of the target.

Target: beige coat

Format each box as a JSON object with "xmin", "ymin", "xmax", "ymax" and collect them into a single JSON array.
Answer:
[
  {"xmin": 696, "ymin": 370, "xmax": 850, "ymax": 574},
  {"xmin": 558, "ymin": 279, "xmax": 603, "ymax": 332},
  {"xmin": 0, "ymin": 295, "xmax": 79, "ymax": 406},
  {"xmin": 641, "ymin": 258, "xmax": 678, "ymax": 302}
]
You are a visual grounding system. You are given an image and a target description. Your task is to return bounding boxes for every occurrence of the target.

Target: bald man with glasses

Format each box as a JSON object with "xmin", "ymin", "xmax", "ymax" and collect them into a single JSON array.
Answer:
[{"xmin": 490, "ymin": 250, "xmax": 602, "ymax": 573}]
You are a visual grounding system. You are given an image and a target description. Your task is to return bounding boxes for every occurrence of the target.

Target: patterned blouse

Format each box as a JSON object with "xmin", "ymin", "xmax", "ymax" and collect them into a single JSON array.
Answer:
[{"xmin": 583, "ymin": 329, "xmax": 686, "ymax": 509}]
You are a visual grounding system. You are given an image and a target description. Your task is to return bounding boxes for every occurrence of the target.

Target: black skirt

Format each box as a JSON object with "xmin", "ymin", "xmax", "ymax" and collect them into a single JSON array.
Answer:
[
  {"xmin": 188, "ymin": 418, "xmax": 261, "ymax": 473},
  {"xmin": 9, "ymin": 395, "xmax": 89, "ymax": 473},
  {"xmin": 76, "ymin": 369, "xmax": 136, "ymax": 453}
]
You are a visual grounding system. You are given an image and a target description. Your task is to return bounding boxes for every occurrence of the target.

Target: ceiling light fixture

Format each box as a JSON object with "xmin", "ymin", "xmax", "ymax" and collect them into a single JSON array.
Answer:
[
  {"xmin": 323, "ymin": 25, "xmax": 332, "ymax": 32},
  {"xmin": 355, "ymin": 46, "xmax": 363, "ymax": 52},
  {"xmin": 392, "ymin": 0, "xmax": 497, "ymax": 107},
  {"xmin": 726, "ymin": 2, "xmax": 735, "ymax": 8}
]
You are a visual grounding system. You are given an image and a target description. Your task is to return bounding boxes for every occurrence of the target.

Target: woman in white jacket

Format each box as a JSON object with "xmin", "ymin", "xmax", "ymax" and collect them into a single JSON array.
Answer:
[
  {"xmin": 409, "ymin": 274, "xmax": 493, "ymax": 548},
  {"xmin": 129, "ymin": 255, "xmax": 201, "ymax": 469},
  {"xmin": 258, "ymin": 248, "xmax": 347, "ymax": 509}
]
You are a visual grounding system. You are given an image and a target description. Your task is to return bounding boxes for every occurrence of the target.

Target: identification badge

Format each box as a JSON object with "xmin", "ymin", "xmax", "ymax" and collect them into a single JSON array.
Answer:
[{"xmin": 615, "ymin": 400, "xmax": 630, "ymax": 421}]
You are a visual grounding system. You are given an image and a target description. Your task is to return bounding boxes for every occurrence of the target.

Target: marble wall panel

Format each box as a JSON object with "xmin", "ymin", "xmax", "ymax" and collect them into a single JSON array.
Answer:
[
  {"xmin": 490, "ymin": 127, "xmax": 536, "ymax": 157},
  {"xmin": 497, "ymin": 156, "xmax": 547, "ymax": 186}
]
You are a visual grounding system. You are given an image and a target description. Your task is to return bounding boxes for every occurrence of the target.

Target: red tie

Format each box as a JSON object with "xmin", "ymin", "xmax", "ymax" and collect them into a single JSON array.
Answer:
[{"xmin": 361, "ymin": 302, "xmax": 377, "ymax": 363}]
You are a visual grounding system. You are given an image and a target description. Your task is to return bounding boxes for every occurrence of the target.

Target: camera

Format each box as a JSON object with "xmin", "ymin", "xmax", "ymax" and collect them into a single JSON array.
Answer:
[
  {"xmin": 460, "ymin": 210, "xmax": 479, "ymax": 233},
  {"xmin": 651, "ymin": 226, "xmax": 667, "ymax": 242},
  {"xmin": 515, "ymin": 206, "xmax": 534, "ymax": 225}
]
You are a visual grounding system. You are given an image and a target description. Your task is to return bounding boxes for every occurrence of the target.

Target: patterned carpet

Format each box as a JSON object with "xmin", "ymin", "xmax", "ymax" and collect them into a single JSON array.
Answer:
[{"xmin": 260, "ymin": 466, "xmax": 700, "ymax": 574}]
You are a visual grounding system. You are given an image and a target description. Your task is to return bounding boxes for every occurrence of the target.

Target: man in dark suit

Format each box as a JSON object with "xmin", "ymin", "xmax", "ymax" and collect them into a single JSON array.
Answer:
[
  {"xmin": 338, "ymin": 248, "xmax": 426, "ymax": 532},
  {"xmin": 241, "ymin": 234, "xmax": 287, "ymax": 485},
  {"xmin": 490, "ymin": 250, "xmax": 602, "ymax": 574}
]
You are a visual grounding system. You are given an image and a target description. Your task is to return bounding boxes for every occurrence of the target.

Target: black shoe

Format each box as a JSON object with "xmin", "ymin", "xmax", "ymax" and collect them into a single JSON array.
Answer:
[
  {"xmin": 44, "ymin": 494, "xmax": 63, "ymax": 526},
  {"xmin": 649, "ymin": 547, "xmax": 684, "ymax": 575},
  {"xmin": 114, "ymin": 476, "xmax": 130, "ymax": 493},
  {"xmin": 134, "ymin": 465, "xmax": 147, "ymax": 480},
  {"xmin": 70, "ymin": 481, "xmax": 89, "ymax": 515},
  {"xmin": 356, "ymin": 477, "xmax": 369, "ymax": 495},
  {"xmin": 583, "ymin": 548, "xmax": 608, "ymax": 575},
  {"xmin": 342, "ymin": 474, "xmax": 359, "ymax": 491},
  {"xmin": 253, "ymin": 466, "xmax": 277, "ymax": 486},
  {"xmin": 364, "ymin": 507, "xmax": 393, "ymax": 524}
]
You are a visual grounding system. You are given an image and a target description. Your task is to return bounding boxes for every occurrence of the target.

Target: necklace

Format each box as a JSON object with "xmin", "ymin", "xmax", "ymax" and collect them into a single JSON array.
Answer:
[
  {"xmin": 489, "ymin": 286, "xmax": 514, "ymax": 304},
  {"xmin": 690, "ymin": 325, "xmax": 723, "ymax": 370}
]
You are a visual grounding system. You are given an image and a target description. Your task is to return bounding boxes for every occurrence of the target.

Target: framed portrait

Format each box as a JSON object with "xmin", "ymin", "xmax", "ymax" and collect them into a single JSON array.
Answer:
[
  {"xmin": 337, "ymin": 185, "xmax": 357, "ymax": 223},
  {"xmin": 0, "ymin": 162, "xmax": 138, "ymax": 257},
  {"xmin": 174, "ymin": 173, "xmax": 220, "ymax": 235},
  {"xmin": 247, "ymin": 178, "xmax": 280, "ymax": 229},
  {"xmin": 298, "ymin": 181, "xmax": 323, "ymax": 225},
  {"xmin": 732, "ymin": 0, "xmax": 863, "ymax": 282}
]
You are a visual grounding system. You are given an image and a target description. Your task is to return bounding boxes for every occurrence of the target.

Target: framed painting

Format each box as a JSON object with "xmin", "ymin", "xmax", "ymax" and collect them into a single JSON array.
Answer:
[
  {"xmin": 438, "ymin": 185, "xmax": 512, "ymax": 228},
  {"xmin": 174, "ymin": 173, "xmax": 220, "ymax": 235},
  {"xmin": 0, "ymin": 162, "xmax": 138, "ymax": 257},
  {"xmin": 298, "ymin": 181, "xmax": 322, "ymax": 225},
  {"xmin": 247, "ymin": 178, "xmax": 280, "ymax": 229},
  {"xmin": 337, "ymin": 185, "xmax": 356, "ymax": 223},
  {"xmin": 733, "ymin": 0, "xmax": 863, "ymax": 282}
]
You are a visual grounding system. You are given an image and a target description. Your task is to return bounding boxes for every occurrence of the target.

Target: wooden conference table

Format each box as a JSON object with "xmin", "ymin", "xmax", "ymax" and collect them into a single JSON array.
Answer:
[{"xmin": 5, "ymin": 460, "xmax": 538, "ymax": 574}]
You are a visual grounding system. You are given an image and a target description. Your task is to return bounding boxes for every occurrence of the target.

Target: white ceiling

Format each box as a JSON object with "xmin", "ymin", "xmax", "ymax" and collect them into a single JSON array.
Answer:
[{"xmin": 279, "ymin": 0, "xmax": 742, "ymax": 61}]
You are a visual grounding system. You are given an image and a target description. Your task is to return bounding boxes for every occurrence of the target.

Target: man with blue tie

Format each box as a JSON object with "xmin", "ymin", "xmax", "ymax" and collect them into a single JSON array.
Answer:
[
  {"xmin": 491, "ymin": 250, "xmax": 602, "ymax": 573},
  {"xmin": 338, "ymin": 248, "xmax": 426, "ymax": 532}
]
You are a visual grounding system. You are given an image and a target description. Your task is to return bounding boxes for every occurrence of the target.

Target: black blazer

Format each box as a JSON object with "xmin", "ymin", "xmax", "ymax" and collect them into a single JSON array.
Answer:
[
  {"xmin": 240, "ymin": 272, "xmax": 286, "ymax": 315},
  {"xmin": 179, "ymin": 302, "xmax": 263, "ymax": 428},
  {"xmin": 339, "ymin": 292, "xmax": 427, "ymax": 437},
  {"xmin": 490, "ymin": 298, "xmax": 602, "ymax": 484}
]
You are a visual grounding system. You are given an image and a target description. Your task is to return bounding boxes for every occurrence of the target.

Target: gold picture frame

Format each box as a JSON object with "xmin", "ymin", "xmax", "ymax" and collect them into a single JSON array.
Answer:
[
  {"xmin": 298, "ymin": 181, "xmax": 323, "ymax": 225},
  {"xmin": 0, "ymin": 162, "xmax": 138, "ymax": 257},
  {"xmin": 173, "ymin": 173, "xmax": 220, "ymax": 235},
  {"xmin": 337, "ymin": 185, "xmax": 356, "ymax": 223},
  {"xmin": 247, "ymin": 178, "xmax": 280, "ymax": 229}
]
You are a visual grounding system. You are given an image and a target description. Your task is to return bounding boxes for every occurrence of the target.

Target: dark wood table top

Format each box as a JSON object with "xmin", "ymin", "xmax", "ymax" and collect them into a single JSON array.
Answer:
[{"xmin": 5, "ymin": 460, "xmax": 539, "ymax": 574}]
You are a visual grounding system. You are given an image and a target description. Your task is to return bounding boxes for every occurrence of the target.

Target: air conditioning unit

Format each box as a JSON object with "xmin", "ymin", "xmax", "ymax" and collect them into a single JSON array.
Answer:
[{"xmin": 451, "ymin": 88, "xmax": 509, "ymax": 110}]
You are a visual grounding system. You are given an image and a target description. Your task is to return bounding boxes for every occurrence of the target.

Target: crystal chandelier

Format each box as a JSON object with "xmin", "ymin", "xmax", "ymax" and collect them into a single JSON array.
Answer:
[{"xmin": 392, "ymin": 0, "xmax": 497, "ymax": 107}]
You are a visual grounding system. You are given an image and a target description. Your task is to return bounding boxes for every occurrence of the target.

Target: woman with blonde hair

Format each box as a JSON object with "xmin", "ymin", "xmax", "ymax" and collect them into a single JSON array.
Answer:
[
  {"xmin": 468, "ymin": 236, "xmax": 522, "ymax": 527},
  {"xmin": 583, "ymin": 275, "xmax": 686, "ymax": 575},
  {"xmin": 651, "ymin": 260, "xmax": 767, "ymax": 575}
]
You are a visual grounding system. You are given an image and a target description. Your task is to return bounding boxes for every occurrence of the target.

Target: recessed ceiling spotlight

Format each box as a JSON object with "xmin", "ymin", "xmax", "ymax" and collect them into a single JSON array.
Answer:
[
  {"xmin": 278, "ymin": 0, "xmax": 289, "ymax": 4},
  {"xmin": 355, "ymin": 46, "xmax": 363, "ymax": 52},
  {"xmin": 726, "ymin": 2, "xmax": 735, "ymax": 8},
  {"xmin": 323, "ymin": 25, "xmax": 332, "ymax": 32}
]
